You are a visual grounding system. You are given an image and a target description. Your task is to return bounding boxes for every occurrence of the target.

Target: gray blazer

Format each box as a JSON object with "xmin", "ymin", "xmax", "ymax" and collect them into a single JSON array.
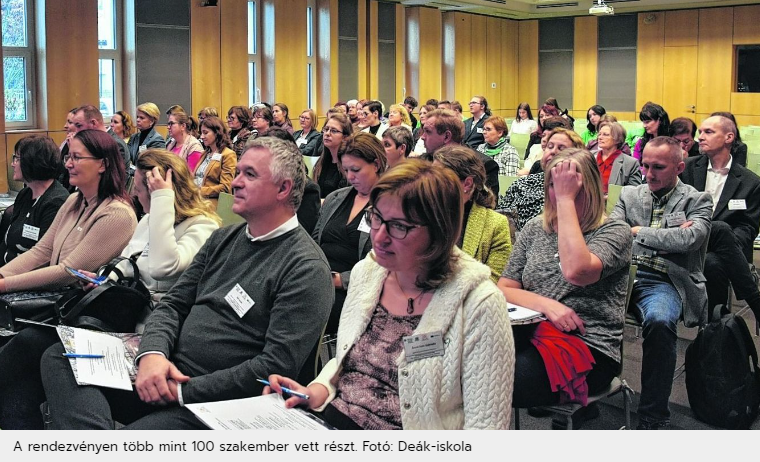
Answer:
[
  {"xmin": 312, "ymin": 186, "xmax": 371, "ymax": 290},
  {"xmin": 609, "ymin": 153, "xmax": 643, "ymax": 188},
  {"xmin": 610, "ymin": 181, "xmax": 713, "ymax": 327}
]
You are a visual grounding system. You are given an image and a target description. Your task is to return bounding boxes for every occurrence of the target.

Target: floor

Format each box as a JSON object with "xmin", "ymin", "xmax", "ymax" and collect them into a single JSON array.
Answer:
[{"xmin": 512, "ymin": 254, "xmax": 760, "ymax": 430}]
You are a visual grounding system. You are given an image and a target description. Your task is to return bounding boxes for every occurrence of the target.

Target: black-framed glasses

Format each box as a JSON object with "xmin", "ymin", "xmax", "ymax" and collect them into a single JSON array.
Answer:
[
  {"xmin": 11, "ymin": 154, "xmax": 20, "ymax": 164},
  {"xmin": 63, "ymin": 154, "xmax": 99, "ymax": 164},
  {"xmin": 322, "ymin": 127, "xmax": 342, "ymax": 135},
  {"xmin": 166, "ymin": 121, "xmax": 177, "ymax": 127},
  {"xmin": 364, "ymin": 208, "xmax": 423, "ymax": 240}
]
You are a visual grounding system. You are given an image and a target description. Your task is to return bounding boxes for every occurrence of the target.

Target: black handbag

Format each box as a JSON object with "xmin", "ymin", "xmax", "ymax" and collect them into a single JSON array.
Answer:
[
  {"xmin": 56, "ymin": 256, "xmax": 152, "ymax": 333},
  {"xmin": 0, "ymin": 288, "xmax": 76, "ymax": 332}
]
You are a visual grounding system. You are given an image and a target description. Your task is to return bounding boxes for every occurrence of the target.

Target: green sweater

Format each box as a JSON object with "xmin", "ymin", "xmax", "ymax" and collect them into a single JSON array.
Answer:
[{"xmin": 138, "ymin": 223, "xmax": 333, "ymax": 404}]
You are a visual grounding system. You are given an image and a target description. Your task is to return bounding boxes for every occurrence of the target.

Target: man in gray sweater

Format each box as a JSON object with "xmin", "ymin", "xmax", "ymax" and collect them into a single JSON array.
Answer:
[{"xmin": 41, "ymin": 138, "xmax": 334, "ymax": 429}]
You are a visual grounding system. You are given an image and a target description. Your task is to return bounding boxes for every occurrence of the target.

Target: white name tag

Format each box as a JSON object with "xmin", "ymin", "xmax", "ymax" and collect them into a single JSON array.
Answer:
[
  {"xmin": 194, "ymin": 177, "xmax": 203, "ymax": 187},
  {"xmin": 211, "ymin": 153, "xmax": 222, "ymax": 161},
  {"xmin": 403, "ymin": 330, "xmax": 445, "ymax": 362},
  {"xmin": 728, "ymin": 199, "xmax": 747, "ymax": 210},
  {"xmin": 357, "ymin": 213, "xmax": 371, "ymax": 233},
  {"xmin": 225, "ymin": 283, "xmax": 255, "ymax": 318},
  {"xmin": 142, "ymin": 242, "xmax": 150, "ymax": 257},
  {"xmin": 22, "ymin": 224, "xmax": 40, "ymax": 241},
  {"xmin": 139, "ymin": 145, "xmax": 147, "ymax": 153},
  {"xmin": 665, "ymin": 211, "xmax": 687, "ymax": 227},
  {"xmin": 476, "ymin": 127, "xmax": 484, "ymax": 134}
]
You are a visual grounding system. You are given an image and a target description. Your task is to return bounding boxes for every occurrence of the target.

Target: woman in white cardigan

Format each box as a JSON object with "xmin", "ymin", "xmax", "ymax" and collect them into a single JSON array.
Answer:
[
  {"xmin": 79, "ymin": 149, "xmax": 220, "ymax": 306},
  {"xmin": 266, "ymin": 160, "xmax": 515, "ymax": 430}
]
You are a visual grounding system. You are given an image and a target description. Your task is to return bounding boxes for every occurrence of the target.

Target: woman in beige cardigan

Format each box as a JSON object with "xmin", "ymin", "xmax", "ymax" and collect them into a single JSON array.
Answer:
[
  {"xmin": 196, "ymin": 116, "xmax": 237, "ymax": 208},
  {"xmin": 265, "ymin": 160, "xmax": 514, "ymax": 430}
]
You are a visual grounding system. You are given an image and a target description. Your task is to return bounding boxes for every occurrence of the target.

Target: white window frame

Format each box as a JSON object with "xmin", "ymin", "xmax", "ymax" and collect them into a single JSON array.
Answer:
[
  {"xmin": 2, "ymin": 0, "xmax": 36, "ymax": 129},
  {"xmin": 98, "ymin": 0, "xmax": 123, "ymax": 120},
  {"xmin": 248, "ymin": 0, "xmax": 261, "ymax": 107}
]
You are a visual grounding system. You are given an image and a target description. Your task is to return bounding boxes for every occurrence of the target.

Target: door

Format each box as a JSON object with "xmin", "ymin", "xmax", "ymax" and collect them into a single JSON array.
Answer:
[{"xmin": 662, "ymin": 46, "xmax": 698, "ymax": 122}]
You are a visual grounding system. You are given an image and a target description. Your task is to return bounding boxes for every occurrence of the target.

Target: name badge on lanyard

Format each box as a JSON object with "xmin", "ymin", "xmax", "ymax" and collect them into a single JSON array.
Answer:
[
  {"xmin": 225, "ymin": 283, "xmax": 255, "ymax": 318},
  {"xmin": 22, "ymin": 224, "xmax": 40, "ymax": 241},
  {"xmin": 403, "ymin": 330, "xmax": 445, "ymax": 362}
]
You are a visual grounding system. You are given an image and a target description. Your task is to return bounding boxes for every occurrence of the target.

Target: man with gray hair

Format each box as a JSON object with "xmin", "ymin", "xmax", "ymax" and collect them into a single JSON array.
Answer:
[
  {"xmin": 611, "ymin": 136, "xmax": 713, "ymax": 429},
  {"xmin": 41, "ymin": 137, "xmax": 333, "ymax": 429},
  {"xmin": 681, "ymin": 115, "xmax": 760, "ymax": 322},
  {"xmin": 346, "ymin": 99, "xmax": 359, "ymax": 125}
]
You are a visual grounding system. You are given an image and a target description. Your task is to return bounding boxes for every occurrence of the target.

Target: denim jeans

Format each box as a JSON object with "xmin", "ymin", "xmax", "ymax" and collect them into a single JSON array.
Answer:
[{"xmin": 630, "ymin": 267, "xmax": 682, "ymax": 424}]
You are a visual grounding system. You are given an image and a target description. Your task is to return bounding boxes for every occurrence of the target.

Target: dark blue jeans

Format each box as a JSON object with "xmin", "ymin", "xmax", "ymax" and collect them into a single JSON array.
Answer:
[{"xmin": 630, "ymin": 267, "xmax": 682, "ymax": 425}]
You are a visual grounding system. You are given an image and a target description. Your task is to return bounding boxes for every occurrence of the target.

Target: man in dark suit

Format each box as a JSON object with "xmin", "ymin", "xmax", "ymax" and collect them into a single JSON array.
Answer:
[
  {"xmin": 463, "ymin": 96, "xmax": 488, "ymax": 150},
  {"xmin": 680, "ymin": 115, "xmax": 760, "ymax": 321},
  {"xmin": 422, "ymin": 109, "xmax": 499, "ymax": 198}
]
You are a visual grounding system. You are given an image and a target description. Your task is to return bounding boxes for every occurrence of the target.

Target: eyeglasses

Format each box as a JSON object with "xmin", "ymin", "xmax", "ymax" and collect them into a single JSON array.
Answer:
[
  {"xmin": 364, "ymin": 208, "xmax": 423, "ymax": 240},
  {"xmin": 166, "ymin": 121, "xmax": 177, "ymax": 127},
  {"xmin": 469, "ymin": 100, "xmax": 482, "ymax": 105},
  {"xmin": 11, "ymin": 154, "xmax": 20, "ymax": 164},
  {"xmin": 322, "ymin": 127, "xmax": 342, "ymax": 136},
  {"xmin": 63, "ymin": 154, "xmax": 99, "ymax": 164},
  {"xmin": 675, "ymin": 137, "xmax": 694, "ymax": 146}
]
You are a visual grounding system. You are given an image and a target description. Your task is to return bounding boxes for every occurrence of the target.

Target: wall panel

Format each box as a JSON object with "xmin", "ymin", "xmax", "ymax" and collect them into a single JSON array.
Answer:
[
  {"xmin": 573, "ymin": 16, "xmax": 597, "ymax": 114},
  {"xmin": 417, "ymin": 7, "xmax": 442, "ymax": 102},
  {"xmin": 636, "ymin": 12, "xmax": 664, "ymax": 111},
  {"xmin": 664, "ymin": 10, "xmax": 698, "ymax": 47},
  {"xmin": 220, "ymin": 0, "xmax": 249, "ymax": 111},
  {"xmin": 733, "ymin": 5, "xmax": 760, "ymax": 44},
  {"xmin": 517, "ymin": 20, "xmax": 538, "ymax": 109},
  {"xmin": 191, "ymin": 3, "xmax": 222, "ymax": 113},
  {"xmin": 696, "ymin": 7, "xmax": 733, "ymax": 115},
  {"xmin": 500, "ymin": 20, "xmax": 518, "ymax": 117},
  {"xmin": 274, "ymin": 0, "xmax": 308, "ymax": 114}
]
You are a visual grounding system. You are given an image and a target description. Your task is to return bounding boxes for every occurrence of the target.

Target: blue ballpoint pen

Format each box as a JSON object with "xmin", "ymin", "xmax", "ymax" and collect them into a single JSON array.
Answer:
[
  {"xmin": 257, "ymin": 378, "xmax": 310, "ymax": 400},
  {"xmin": 62, "ymin": 353, "xmax": 105, "ymax": 359}
]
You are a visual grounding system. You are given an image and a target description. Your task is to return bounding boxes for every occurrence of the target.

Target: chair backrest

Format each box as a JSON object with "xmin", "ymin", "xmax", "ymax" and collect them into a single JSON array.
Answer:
[
  {"xmin": 216, "ymin": 192, "xmax": 245, "ymax": 227},
  {"xmin": 606, "ymin": 184, "xmax": 623, "ymax": 215},
  {"xmin": 510, "ymin": 133, "xmax": 530, "ymax": 156},
  {"xmin": 498, "ymin": 175, "xmax": 518, "ymax": 196},
  {"xmin": 302, "ymin": 155, "xmax": 317, "ymax": 176}
]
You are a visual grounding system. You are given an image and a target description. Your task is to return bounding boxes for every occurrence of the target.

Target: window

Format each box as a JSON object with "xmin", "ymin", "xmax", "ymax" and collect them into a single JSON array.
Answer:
[
  {"xmin": 2, "ymin": 0, "xmax": 35, "ymax": 128},
  {"xmin": 538, "ymin": 18, "xmax": 573, "ymax": 110},
  {"xmin": 737, "ymin": 46, "xmax": 760, "ymax": 93},
  {"xmin": 377, "ymin": 2, "xmax": 396, "ymax": 108},
  {"xmin": 98, "ymin": 0, "xmax": 121, "ymax": 117},
  {"xmin": 248, "ymin": 1, "xmax": 261, "ymax": 107},
  {"xmin": 597, "ymin": 15, "xmax": 637, "ymax": 111}
]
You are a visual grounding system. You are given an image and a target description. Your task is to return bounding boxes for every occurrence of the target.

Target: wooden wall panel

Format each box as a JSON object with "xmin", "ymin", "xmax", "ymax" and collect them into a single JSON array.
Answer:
[
  {"xmin": 636, "ymin": 12, "xmax": 665, "ymax": 111},
  {"xmin": 447, "ymin": 13, "xmax": 470, "ymax": 104},
  {"xmin": 357, "ymin": 0, "xmax": 368, "ymax": 98},
  {"xmin": 316, "ymin": 0, "xmax": 338, "ymax": 116},
  {"xmin": 500, "ymin": 20, "xmax": 518, "ymax": 117},
  {"xmin": 733, "ymin": 5, "xmax": 760, "ymax": 44},
  {"xmin": 368, "ymin": 1, "xmax": 379, "ymax": 99},
  {"xmin": 517, "ymin": 20, "xmax": 538, "ymax": 109},
  {"xmin": 274, "ymin": 0, "xmax": 308, "ymax": 116},
  {"xmin": 732, "ymin": 93, "xmax": 760, "ymax": 117},
  {"xmin": 220, "ymin": 0, "xmax": 249, "ymax": 111},
  {"xmin": 470, "ymin": 15, "xmax": 488, "ymax": 106},
  {"xmin": 484, "ymin": 16, "xmax": 502, "ymax": 112},
  {"xmin": 417, "ymin": 7, "xmax": 442, "ymax": 102},
  {"xmin": 395, "ymin": 4, "xmax": 405, "ymax": 104},
  {"xmin": 696, "ymin": 7, "xmax": 733, "ymax": 115},
  {"xmin": 664, "ymin": 10, "xmax": 698, "ymax": 47},
  {"xmin": 573, "ymin": 16, "xmax": 597, "ymax": 114},
  {"xmin": 43, "ymin": 0, "xmax": 99, "ymax": 132},
  {"xmin": 190, "ymin": 3, "xmax": 222, "ymax": 114}
]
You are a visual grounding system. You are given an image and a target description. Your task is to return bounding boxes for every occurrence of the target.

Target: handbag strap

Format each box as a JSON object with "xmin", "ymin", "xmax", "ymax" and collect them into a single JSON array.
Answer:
[
  {"xmin": 98, "ymin": 255, "xmax": 142, "ymax": 289},
  {"xmin": 58, "ymin": 282, "xmax": 113, "ymax": 323}
]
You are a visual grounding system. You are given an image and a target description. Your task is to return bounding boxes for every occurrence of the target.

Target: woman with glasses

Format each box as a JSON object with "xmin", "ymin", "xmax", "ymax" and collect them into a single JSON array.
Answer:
[
  {"xmin": 226, "ymin": 106, "xmax": 253, "ymax": 160},
  {"xmin": 312, "ymin": 133, "xmax": 387, "ymax": 335},
  {"xmin": 110, "ymin": 110, "xmax": 136, "ymax": 144},
  {"xmin": 0, "ymin": 136, "xmax": 69, "ymax": 264},
  {"xmin": 0, "ymin": 130, "xmax": 137, "ymax": 429},
  {"xmin": 126, "ymin": 103, "xmax": 166, "ymax": 166},
  {"xmin": 313, "ymin": 112, "xmax": 353, "ymax": 198},
  {"xmin": 265, "ymin": 159, "xmax": 515, "ymax": 429},
  {"xmin": 166, "ymin": 111, "xmax": 203, "ymax": 172},
  {"xmin": 595, "ymin": 120, "xmax": 642, "ymax": 195},
  {"xmin": 293, "ymin": 109, "xmax": 322, "ymax": 158},
  {"xmin": 250, "ymin": 105, "xmax": 274, "ymax": 138}
]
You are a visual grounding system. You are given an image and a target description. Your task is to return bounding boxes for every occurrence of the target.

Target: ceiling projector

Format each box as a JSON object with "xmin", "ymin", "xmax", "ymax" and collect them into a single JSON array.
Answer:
[{"xmin": 589, "ymin": 1, "xmax": 614, "ymax": 15}]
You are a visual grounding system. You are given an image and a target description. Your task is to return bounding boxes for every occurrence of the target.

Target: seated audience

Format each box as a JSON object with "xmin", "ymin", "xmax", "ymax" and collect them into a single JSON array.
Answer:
[
  {"xmin": 500, "ymin": 128, "xmax": 584, "ymax": 231},
  {"xmin": 313, "ymin": 112, "xmax": 353, "ymax": 199},
  {"xmin": 0, "ymin": 130, "xmax": 137, "ymax": 429},
  {"xmin": 196, "ymin": 107, "xmax": 218, "ymax": 126},
  {"xmin": 40, "ymin": 137, "xmax": 333, "ymax": 429},
  {"xmin": 272, "ymin": 103, "xmax": 294, "ymax": 135},
  {"xmin": 518, "ymin": 116, "xmax": 573, "ymax": 176},
  {"xmin": 227, "ymin": 106, "xmax": 253, "ymax": 159},
  {"xmin": 110, "ymin": 110, "xmax": 136, "ymax": 144},
  {"xmin": 312, "ymin": 133, "xmax": 386, "ymax": 335},
  {"xmin": 251, "ymin": 105, "xmax": 274, "ymax": 138},
  {"xmin": 680, "ymin": 115, "xmax": 760, "ymax": 322},
  {"xmin": 525, "ymin": 104, "xmax": 560, "ymax": 160},
  {"xmin": 72, "ymin": 105, "xmax": 130, "ymax": 169},
  {"xmin": 381, "ymin": 125, "xmax": 413, "ymax": 169},
  {"xmin": 434, "ymin": 145, "xmax": 512, "ymax": 282},
  {"xmin": 0, "ymin": 136, "xmax": 69, "ymax": 264},
  {"xmin": 499, "ymin": 149, "xmax": 631, "ymax": 427},
  {"xmin": 463, "ymin": 96, "xmax": 488, "ymax": 149},
  {"xmin": 669, "ymin": 117, "xmax": 699, "ymax": 159},
  {"xmin": 266, "ymin": 159, "xmax": 515, "ymax": 429},
  {"xmin": 510, "ymin": 103, "xmax": 538, "ymax": 136},
  {"xmin": 196, "ymin": 116, "xmax": 237, "ymax": 208},
  {"xmin": 477, "ymin": 115, "xmax": 519, "ymax": 176},
  {"xmin": 386, "ymin": 104, "xmax": 413, "ymax": 134},
  {"xmin": 611, "ymin": 136, "xmax": 712, "ymax": 430},
  {"xmin": 634, "ymin": 102, "xmax": 670, "ymax": 162},
  {"xmin": 595, "ymin": 120, "xmax": 642, "ymax": 194},
  {"xmin": 127, "ymin": 103, "xmax": 166, "ymax": 166},
  {"xmin": 412, "ymin": 104, "xmax": 435, "ymax": 155},
  {"xmin": 166, "ymin": 111, "xmax": 203, "ymax": 172},
  {"xmin": 361, "ymin": 100, "xmax": 388, "ymax": 138},
  {"xmin": 293, "ymin": 109, "xmax": 322, "ymax": 158},
  {"xmin": 581, "ymin": 105, "xmax": 606, "ymax": 145},
  {"xmin": 711, "ymin": 111, "xmax": 747, "ymax": 167}
]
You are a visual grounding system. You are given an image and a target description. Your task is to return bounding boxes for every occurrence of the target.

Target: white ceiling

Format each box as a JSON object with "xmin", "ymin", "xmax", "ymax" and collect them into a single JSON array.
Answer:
[{"xmin": 395, "ymin": 0, "xmax": 760, "ymax": 20}]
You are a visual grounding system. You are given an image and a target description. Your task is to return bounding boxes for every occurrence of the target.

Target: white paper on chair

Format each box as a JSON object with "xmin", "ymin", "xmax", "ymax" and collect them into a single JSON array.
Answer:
[
  {"xmin": 56, "ymin": 326, "xmax": 133, "ymax": 391},
  {"xmin": 508, "ymin": 303, "xmax": 546, "ymax": 325},
  {"xmin": 186, "ymin": 393, "xmax": 333, "ymax": 430}
]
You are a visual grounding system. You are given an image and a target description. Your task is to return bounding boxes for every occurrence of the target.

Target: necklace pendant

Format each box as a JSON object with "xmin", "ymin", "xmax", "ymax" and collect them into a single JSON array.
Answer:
[{"xmin": 406, "ymin": 298, "xmax": 414, "ymax": 314}]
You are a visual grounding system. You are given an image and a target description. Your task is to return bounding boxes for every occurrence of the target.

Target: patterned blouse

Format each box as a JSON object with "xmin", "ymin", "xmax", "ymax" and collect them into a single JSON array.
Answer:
[
  {"xmin": 330, "ymin": 303, "xmax": 422, "ymax": 429},
  {"xmin": 497, "ymin": 172, "xmax": 545, "ymax": 232}
]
